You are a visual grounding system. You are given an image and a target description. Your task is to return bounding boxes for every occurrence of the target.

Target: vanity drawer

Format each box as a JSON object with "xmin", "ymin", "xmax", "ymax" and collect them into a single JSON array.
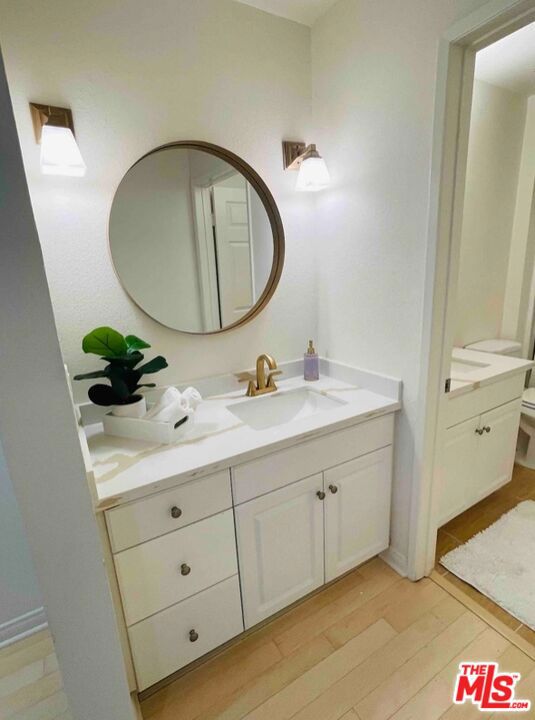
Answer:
[
  {"xmin": 114, "ymin": 509, "xmax": 238, "ymax": 625},
  {"xmin": 106, "ymin": 470, "xmax": 231, "ymax": 552},
  {"xmin": 232, "ymin": 415, "xmax": 394, "ymax": 504},
  {"xmin": 129, "ymin": 575, "xmax": 243, "ymax": 691}
]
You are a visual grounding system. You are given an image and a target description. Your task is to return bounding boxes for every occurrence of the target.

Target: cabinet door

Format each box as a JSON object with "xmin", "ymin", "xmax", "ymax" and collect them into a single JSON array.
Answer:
[
  {"xmin": 324, "ymin": 447, "xmax": 392, "ymax": 583},
  {"xmin": 439, "ymin": 416, "xmax": 481, "ymax": 526},
  {"xmin": 476, "ymin": 399, "xmax": 522, "ymax": 501},
  {"xmin": 235, "ymin": 474, "xmax": 324, "ymax": 629}
]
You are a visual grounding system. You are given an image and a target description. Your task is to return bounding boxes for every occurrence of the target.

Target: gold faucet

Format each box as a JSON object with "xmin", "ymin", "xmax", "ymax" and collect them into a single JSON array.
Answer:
[{"xmin": 245, "ymin": 354, "xmax": 282, "ymax": 397}]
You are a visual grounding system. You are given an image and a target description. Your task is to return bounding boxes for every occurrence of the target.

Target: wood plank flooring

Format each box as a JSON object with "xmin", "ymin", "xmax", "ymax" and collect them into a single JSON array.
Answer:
[
  {"xmin": 0, "ymin": 629, "xmax": 71, "ymax": 720},
  {"xmin": 436, "ymin": 463, "xmax": 535, "ymax": 649},
  {"xmin": 5, "ymin": 466, "xmax": 535, "ymax": 720},
  {"xmin": 141, "ymin": 557, "xmax": 535, "ymax": 720}
]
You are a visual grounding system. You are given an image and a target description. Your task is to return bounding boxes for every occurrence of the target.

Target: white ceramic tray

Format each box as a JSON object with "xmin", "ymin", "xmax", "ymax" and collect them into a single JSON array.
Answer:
[{"xmin": 103, "ymin": 406, "xmax": 193, "ymax": 445}]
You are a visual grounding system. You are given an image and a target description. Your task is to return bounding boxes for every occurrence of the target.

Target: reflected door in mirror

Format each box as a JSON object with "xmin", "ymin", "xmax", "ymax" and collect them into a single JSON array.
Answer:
[{"xmin": 109, "ymin": 144, "xmax": 283, "ymax": 334}]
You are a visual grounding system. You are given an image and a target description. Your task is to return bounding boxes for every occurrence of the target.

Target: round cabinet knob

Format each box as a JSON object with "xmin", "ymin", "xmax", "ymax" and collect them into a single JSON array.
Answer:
[
  {"xmin": 329, "ymin": 484, "xmax": 338, "ymax": 494},
  {"xmin": 316, "ymin": 491, "xmax": 326, "ymax": 500},
  {"xmin": 189, "ymin": 629, "xmax": 199, "ymax": 643},
  {"xmin": 171, "ymin": 506, "xmax": 182, "ymax": 519},
  {"xmin": 180, "ymin": 563, "xmax": 191, "ymax": 576},
  {"xmin": 475, "ymin": 427, "xmax": 484, "ymax": 435},
  {"xmin": 485, "ymin": 426, "xmax": 491, "ymax": 433}
]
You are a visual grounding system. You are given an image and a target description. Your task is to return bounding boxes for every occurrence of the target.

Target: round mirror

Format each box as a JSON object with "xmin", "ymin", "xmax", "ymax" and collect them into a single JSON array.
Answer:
[{"xmin": 109, "ymin": 142, "xmax": 284, "ymax": 334}]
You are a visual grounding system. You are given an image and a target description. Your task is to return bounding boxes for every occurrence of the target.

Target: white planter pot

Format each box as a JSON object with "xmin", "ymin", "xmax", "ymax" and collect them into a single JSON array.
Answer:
[{"xmin": 111, "ymin": 396, "xmax": 146, "ymax": 418}]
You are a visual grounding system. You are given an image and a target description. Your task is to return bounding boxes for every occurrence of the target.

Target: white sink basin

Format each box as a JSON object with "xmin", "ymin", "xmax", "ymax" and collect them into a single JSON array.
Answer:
[
  {"xmin": 451, "ymin": 359, "xmax": 490, "ymax": 375},
  {"xmin": 227, "ymin": 387, "xmax": 346, "ymax": 430}
]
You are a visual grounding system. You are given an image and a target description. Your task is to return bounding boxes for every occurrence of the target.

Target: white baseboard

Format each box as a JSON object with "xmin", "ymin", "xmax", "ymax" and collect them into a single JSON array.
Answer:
[
  {"xmin": 0, "ymin": 608, "xmax": 48, "ymax": 649},
  {"xmin": 380, "ymin": 546, "xmax": 408, "ymax": 578}
]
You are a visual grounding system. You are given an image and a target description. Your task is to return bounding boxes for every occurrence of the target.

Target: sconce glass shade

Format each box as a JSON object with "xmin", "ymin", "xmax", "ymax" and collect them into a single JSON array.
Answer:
[
  {"xmin": 296, "ymin": 155, "xmax": 330, "ymax": 192},
  {"xmin": 40, "ymin": 125, "xmax": 86, "ymax": 177}
]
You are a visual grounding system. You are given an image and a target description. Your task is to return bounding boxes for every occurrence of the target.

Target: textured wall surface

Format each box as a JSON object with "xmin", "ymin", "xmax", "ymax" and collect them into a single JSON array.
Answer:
[
  {"xmin": 456, "ymin": 79, "xmax": 526, "ymax": 347},
  {"xmin": 311, "ymin": 0, "xmax": 491, "ymax": 568},
  {"xmin": 503, "ymin": 95, "xmax": 535, "ymax": 349}
]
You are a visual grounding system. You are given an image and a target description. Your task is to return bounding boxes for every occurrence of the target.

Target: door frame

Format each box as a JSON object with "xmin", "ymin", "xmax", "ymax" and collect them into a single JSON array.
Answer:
[
  {"xmin": 521, "ymin": 185, "xmax": 535, "ymax": 358},
  {"xmin": 191, "ymin": 184, "xmax": 221, "ymax": 331},
  {"xmin": 408, "ymin": 0, "xmax": 535, "ymax": 580}
]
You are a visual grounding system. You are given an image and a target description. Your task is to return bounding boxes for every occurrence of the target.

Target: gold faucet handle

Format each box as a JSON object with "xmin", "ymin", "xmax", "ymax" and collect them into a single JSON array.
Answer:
[
  {"xmin": 236, "ymin": 371, "xmax": 256, "ymax": 383},
  {"xmin": 266, "ymin": 369, "xmax": 282, "ymax": 387},
  {"xmin": 236, "ymin": 372, "xmax": 259, "ymax": 397}
]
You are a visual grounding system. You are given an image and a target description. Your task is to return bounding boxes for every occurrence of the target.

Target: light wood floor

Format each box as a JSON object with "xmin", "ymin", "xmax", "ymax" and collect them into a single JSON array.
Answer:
[
  {"xmin": 0, "ymin": 629, "xmax": 71, "ymax": 720},
  {"xmin": 141, "ymin": 557, "xmax": 535, "ymax": 720},
  {"xmin": 436, "ymin": 463, "xmax": 535, "ymax": 651}
]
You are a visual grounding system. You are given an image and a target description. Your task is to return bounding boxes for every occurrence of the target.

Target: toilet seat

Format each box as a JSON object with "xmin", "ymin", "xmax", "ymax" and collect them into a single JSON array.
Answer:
[
  {"xmin": 522, "ymin": 388, "xmax": 535, "ymax": 414},
  {"xmin": 522, "ymin": 403, "xmax": 535, "ymax": 420},
  {"xmin": 518, "ymin": 390, "xmax": 535, "ymax": 468}
]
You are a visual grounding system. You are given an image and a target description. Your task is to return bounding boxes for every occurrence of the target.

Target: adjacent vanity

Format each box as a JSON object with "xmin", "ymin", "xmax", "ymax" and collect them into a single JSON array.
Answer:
[
  {"xmin": 78, "ymin": 359, "xmax": 401, "ymax": 691},
  {"xmin": 438, "ymin": 348, "xmax": 533, "ymax": 526}
]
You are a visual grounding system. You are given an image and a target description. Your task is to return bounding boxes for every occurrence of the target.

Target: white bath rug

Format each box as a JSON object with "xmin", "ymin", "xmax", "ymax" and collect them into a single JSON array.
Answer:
[{"xmin": 441, "ymin": 500, "xmax": 535, "ymax": 630}]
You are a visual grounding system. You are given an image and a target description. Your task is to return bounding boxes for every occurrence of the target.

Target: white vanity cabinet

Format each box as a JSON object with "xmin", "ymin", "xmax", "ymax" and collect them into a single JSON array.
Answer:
[
  {"xmin": 439, "ymin": 377, "xmax": 523, "ymax": 526},
  {"xmin": 233, "ymin": 418, "xmax": 394, "ymax": 628},
  {"xmin": 104, "ymin": 412, "xmax": 395, "ymax": 690},
  {"xmin": 105, "ymin": 470, "xmax": 243, "ymax": 691}
]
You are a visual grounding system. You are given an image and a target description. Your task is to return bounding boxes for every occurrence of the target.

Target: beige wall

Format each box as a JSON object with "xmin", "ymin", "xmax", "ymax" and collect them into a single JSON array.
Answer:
[
  {"xmin": 312, "ymin": 0, "xmax": 491, "ymax": 569},
  {"xmin": 0, "ymin": 0, "xmax": 315, "ymax": 401},
  {"xmin": 503, "ymin": 95, "xmax": 535, "ymax": 351},
  {"xmin": 109, "ymin": 149, "xmax": 202, "ymax": 331},
  {"xmin": 455, "ymin": 79, "xmax": 526, "ymax": 348}
]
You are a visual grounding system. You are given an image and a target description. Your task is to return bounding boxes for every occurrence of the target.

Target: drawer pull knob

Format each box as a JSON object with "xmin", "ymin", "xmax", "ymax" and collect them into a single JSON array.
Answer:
[
  {"xmin": 316, "ymin": 491, "xmax": 326, "ymax": 500},
  {"xmin": 485, "ymin": 426, "xmax": 491, "ymax": 433},
  {"xmin": 180, "ymin": 563, "xmax": 191, "ymax": 576},
  {"xmin": 475, "ymin": 427, "xmax": 484, "ymax": 435},
  {"xmin": 189, "ymin": 629, "xmax": 199, "ymax": 642},
  {"xmin": 171, "ymin": 506, "xmax": 182, "ymax": 519},
  {"xmin": 329, "ymin": 484, "xmax": 338, "ymax": 494}
]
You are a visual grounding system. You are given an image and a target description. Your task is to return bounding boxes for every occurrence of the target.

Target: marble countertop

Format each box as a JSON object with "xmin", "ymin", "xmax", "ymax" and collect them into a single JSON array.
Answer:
[
  {"xmin": 79, "ymin": 360, "xmax": 401, "ymax": 510},
  {"xmin": 448, "ymin": 348, "xmax": 533, "ymax": 398}
]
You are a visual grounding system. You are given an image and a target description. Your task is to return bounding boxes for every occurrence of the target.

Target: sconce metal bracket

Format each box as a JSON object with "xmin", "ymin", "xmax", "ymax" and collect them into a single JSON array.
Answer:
[
  {"xmin": 30, "ymin": 103, "xmax": 75, "ymax": 143},
  {"xmin": 282, "ymin": 140, "xmax": 307, "ymax": 170}
]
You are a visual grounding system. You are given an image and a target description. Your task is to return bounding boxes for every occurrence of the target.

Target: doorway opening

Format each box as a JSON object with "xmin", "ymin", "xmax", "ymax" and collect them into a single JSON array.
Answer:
[{"xmin": 412, "ymin": 0, "xmax": 535, "ymax": 655}]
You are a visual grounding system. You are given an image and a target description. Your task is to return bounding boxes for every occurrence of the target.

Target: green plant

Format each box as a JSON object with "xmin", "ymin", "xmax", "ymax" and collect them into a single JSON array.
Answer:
[{"xmin": 73, "ymin": 327, "xmax": 168, "ymax": 406}]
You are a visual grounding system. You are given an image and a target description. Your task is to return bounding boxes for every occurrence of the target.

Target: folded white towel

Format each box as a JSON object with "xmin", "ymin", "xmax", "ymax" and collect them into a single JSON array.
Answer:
[
  {"xmin": 144, "ymin": 386, "xmax": 202, "ymax": 423},
  {"xmin": 144, "ymin": 388, "xmax": 184, "ymax": 422},
  {"xmin": 182, "ymin": 386, "xmax": 202, "ymax": 411}
]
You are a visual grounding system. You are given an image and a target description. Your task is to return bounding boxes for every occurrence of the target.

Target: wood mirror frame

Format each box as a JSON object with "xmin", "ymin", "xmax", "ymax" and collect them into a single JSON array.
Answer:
[{"xmin": 110, "ymin": 140, "xmax": 285, "ymax": 335}]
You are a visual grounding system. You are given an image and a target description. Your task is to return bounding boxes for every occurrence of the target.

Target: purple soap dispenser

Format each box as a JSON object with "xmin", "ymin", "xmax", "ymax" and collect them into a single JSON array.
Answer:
[{"xmin": 304, "ymin": 340, "xmax": 319, "ymax": 381}]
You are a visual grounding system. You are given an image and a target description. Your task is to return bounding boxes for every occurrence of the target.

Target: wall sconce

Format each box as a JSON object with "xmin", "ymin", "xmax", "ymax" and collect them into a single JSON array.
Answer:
[
  {"xmin": 282, "ymin": 141, "xmax": 330, "ymax": 192},
  {"xmin": 30, "ymin": 103, "xmax": 86, "ymax": 177}
]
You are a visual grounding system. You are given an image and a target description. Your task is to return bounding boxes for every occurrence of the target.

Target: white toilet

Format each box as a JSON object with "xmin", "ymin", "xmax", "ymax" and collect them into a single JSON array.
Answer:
[{"xmin": 464, "ymin": 338, "xmax": 535, "ymax": 468}]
